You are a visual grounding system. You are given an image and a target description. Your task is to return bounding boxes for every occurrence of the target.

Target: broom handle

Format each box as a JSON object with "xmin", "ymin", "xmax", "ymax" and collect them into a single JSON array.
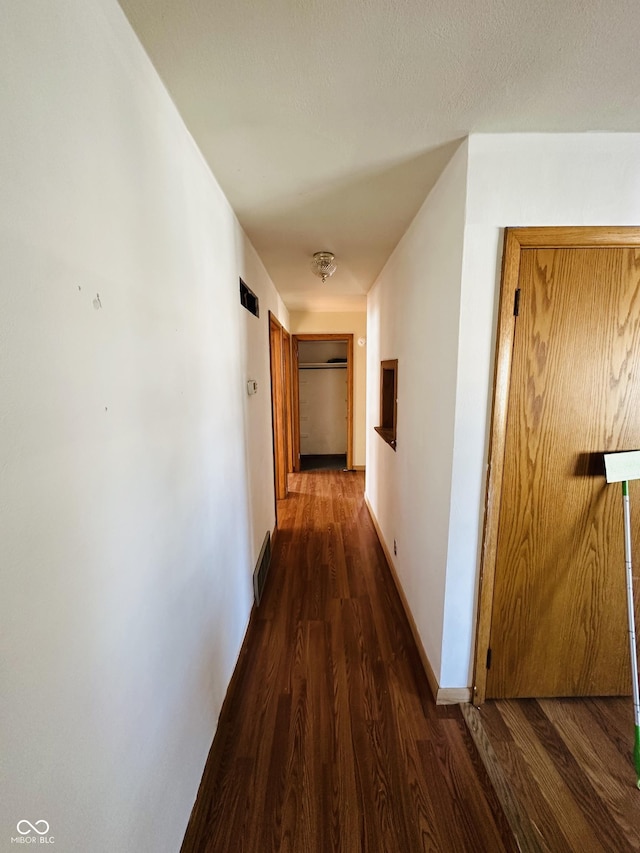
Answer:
[{"xmin": 623, "ymin": 481, "xmax": 640, "ymax": 729}]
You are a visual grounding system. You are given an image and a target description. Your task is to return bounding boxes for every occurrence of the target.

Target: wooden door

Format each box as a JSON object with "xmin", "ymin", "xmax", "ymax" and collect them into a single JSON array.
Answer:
[
  {"xmin": 291, "ymin": 337, "xmax": 301, "ymax": 471},
  {"xmin": 269, "ymin": 313, "xmax": 288, "ymax": 502},
  {"xmin": 282, "ymin": 330, "xmax": 294, "ymax": 474},
  {"xmin": 479, "ymin": 230, "xmax": 640, "ymax": 700}
]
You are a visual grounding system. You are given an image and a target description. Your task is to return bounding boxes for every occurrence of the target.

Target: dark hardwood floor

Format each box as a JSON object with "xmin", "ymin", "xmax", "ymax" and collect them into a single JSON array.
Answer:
[
  {"xmin": 463, "ymin": 696, "xmax": 640, "ymax": 852},
  {"xmin": 181, "ymin": 470, "xmax": 516, "ymax": 852}
]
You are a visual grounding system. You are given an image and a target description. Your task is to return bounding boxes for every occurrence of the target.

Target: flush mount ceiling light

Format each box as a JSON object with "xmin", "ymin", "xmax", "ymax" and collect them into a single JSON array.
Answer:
[{"xmin": 311, "ymin": 251, "xmax": 337, "ymax": 283}]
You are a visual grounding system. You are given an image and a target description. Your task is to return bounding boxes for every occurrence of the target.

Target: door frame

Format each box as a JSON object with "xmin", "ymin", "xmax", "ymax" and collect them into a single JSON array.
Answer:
[
  {"xmin": 268, "ymin": 312, "xmax": 290, "ymax": 509},
  {"xmin": 473, "ymin": 226, "xmax": 640, "ymax": 706},
  {"xmin": 282, "ymin": 329, "xmax": 294, "ymax": 475},
  {"xmin": 292, "ymin": 333, "xmax": 354, "ymax": 471}
]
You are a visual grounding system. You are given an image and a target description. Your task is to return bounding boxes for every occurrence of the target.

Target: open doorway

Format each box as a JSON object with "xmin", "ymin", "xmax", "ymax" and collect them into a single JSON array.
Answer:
[{"xmin": 292, "ymin": 334, "xmax": 354, "ymax": 472}]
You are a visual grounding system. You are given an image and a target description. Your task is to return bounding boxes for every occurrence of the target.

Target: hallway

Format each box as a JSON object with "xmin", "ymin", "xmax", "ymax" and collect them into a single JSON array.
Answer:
[{"xmin": 181, "ymin": 470, "xmax": 515, "ymax": 851}]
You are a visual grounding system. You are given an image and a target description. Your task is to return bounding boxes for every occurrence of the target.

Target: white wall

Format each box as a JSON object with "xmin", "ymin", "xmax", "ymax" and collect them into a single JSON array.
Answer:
[
  {"xmin": 365, "ymin": 142, "xmax": 468, "ymax": 682},
  {"xmin": 299, "ymin": 369, "xmax": 348, "ymax": 454},
  {"xmin": 238, "ymin": 245, "xmax": 289, "ymax": 567},
  {"xmin": 440, "ymin": 133, "xmax": 640, "ymax": 688},
  {"xmin": 298, "ymin": 340, "xmax": 348, "ymax": 455},
  {"xmin": 366, "ymin": 133, "xmax": 640, "ymax": 694},
  {"xmin": 298, "ymin": 340, "xmax": 348, "ymax": 363},
  {"xmin": 290, "ymin": 311, "xmax": 367, "ymax": 466},
  {"xmin": 0, "ymin": 1, "xmax": 287, "ymax": 850}
]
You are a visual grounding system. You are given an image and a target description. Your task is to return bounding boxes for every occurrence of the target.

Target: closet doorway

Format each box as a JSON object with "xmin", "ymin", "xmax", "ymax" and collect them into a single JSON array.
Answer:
[{"xmin": 292, "ymin": 334, "xmax": 354, "ymax": 472}]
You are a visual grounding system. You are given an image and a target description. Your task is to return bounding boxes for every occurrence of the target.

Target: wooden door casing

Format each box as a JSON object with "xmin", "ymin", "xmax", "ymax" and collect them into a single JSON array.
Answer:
[
  {"xmin": 282, "ymin": 330, "xmax": 294, "ymax": 474},
  {"xmin": 474, "ymin": 228, "xmax": 640, "ymax": 704},
  {"xmin": 292, "ymin": 333, "xmax": 354, "ymax": 471},
  {"xmin": 269, "ymin": 313, "xmax": 288, "ymax": 503}
]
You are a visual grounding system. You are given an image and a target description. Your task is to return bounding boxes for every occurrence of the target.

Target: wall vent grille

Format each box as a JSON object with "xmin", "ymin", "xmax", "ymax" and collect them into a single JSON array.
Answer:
[
  {"xmin": 253, "ymin": 531, "xmax": 272, "ymax": 606},
  {"xmin": 240, "ymin": 277, "xmax": 259, "ymax": 317}
]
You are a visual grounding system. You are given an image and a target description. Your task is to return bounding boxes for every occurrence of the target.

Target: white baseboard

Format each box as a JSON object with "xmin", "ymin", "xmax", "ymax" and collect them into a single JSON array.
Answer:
[
  {"xmin": 436, "ymin": 687, "xmax": 472, "ymax": 704},
  {"xmin": 364, "ymin": 496, "xmax": 471, "ymax": 706}
]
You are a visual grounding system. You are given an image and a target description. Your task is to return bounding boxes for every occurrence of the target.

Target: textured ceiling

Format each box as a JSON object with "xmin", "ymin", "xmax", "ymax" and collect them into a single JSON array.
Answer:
[{"xmin": 117, "ymin": 0, "xmax": 640, "ymax": 311}]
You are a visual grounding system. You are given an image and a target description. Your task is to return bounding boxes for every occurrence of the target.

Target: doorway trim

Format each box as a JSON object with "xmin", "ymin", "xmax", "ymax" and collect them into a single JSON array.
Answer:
[
  {"xmin": 292, "ymin": 333, "xmax": 354, "ymax": 471},
  {"xmin": 268, "ymin": 312, "xmax": 290, "ymax": 513},
  {"xmin": 282, "ymin": 329, "xmax": 294, "ymax": 475},
  {"xmin": 473, "ymin": 226, "xmax": 640, "ymax": 706}
]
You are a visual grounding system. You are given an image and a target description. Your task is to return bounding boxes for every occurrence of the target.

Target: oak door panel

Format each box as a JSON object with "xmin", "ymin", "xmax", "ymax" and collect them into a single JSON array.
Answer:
[
  {"xmin": 269, "ymin": 314, "xmax": 288, "ymax": 501},
  {"xmin": 487, "ymin": 248, "xmax": 640, "ymax": 698}
]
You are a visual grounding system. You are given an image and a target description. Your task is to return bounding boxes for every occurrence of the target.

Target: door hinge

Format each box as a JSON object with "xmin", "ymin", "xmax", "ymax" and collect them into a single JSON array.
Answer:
[
  {"xmin": 486, "ymin": 647, "xmax": 492, "ymax": 670},
  {"xmin": 513, "ymin": 288, "xmax": 521, "ymax": 316}
]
